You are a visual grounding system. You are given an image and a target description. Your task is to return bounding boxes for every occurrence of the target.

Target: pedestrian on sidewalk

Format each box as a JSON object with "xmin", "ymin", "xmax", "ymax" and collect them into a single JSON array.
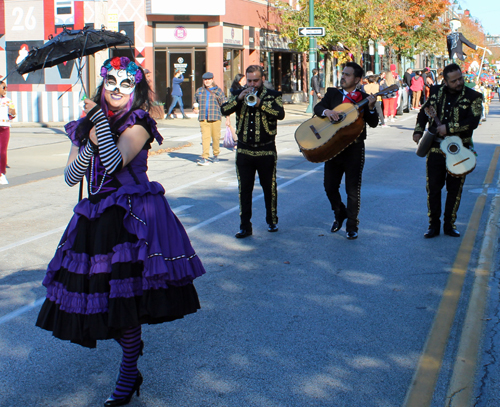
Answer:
[
  {"xmin": 35, "ymin": 56, "xmax": 205, "ymax": 406},
  {"xmin": 193, "ymin": 72, "xmax": 226, "ymax": 165},
  {"xmin": 411, "ymin": 71, "xmax": 424, "ymax": 110},
  {"xmin": 0, "ymin": 80, "xmax": 16, "ymax": 185},
  {"xmin": 311, "ymin": 68, "xmax": 322, "ymax": 106},
  {"xmin": 221, "ymin": 65, "xmax": 285, "ymax": 238},
  {"xmin": 380, "ymin": 71, "xmax": 397, "ymax": 122},
  {"xmin": 424, "ymin": 68, "xmax": 434, "ymax": 101},
  {"xmin": 166, "ymin": 69, "xmax": 188, "ymax": 119},
  {"xmin": 363, "ymin": 72, "xmax": 386, "ymax": 127},
  {"xmin": 403, "ymin": 68, "xmax": 413, "ymax": 109}
]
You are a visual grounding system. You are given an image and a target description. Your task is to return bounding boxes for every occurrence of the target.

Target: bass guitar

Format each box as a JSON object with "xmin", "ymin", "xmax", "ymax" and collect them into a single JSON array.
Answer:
[
  {"xmin": 423, "ymin": 106, "xmax": 476, "ymax": 176},
  {"xmin": 294, "ymin": 84, "xmax": 398, "ymax": 163}
]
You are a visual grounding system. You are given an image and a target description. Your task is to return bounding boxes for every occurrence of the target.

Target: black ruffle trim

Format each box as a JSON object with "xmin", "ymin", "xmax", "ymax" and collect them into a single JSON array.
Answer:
[{"xmin": 36, "ymin": 283, "xmax": 201, "ymax": 348}]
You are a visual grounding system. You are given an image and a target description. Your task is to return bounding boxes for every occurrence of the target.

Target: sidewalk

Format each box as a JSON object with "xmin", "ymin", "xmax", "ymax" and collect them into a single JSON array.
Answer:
[{"xmin": 11, "ymin": 102, "xmax": 313, "ymax": 129}]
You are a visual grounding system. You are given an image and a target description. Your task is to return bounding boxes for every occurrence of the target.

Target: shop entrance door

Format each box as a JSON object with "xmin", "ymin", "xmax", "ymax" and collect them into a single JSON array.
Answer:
[{"xmin": 168, "ymin": 50, "xmax": 193, "ymax": 109}]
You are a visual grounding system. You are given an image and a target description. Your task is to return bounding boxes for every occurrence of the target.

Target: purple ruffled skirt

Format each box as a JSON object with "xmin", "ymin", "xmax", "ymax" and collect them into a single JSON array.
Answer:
[{"xmin": 36, "ymin": 181, "xmax": 205, "ymax": 348}]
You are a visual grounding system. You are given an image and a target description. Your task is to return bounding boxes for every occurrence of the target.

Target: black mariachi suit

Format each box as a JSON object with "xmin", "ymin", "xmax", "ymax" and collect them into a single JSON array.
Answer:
[
  {"xmin": 221, "ymin": 86, "xmax": 285, "ymax": 230},
  {"xmin": 314, "ymin": 88, "xmax": 379, "ymax": 233},
  {"xmin": 414, "ymin": 84, "xmax": 483, "ymax": 229}
]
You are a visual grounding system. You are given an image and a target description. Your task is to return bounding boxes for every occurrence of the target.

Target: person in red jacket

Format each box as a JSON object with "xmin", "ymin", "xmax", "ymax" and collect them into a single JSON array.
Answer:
[{"xmin": 411, "ymin": 71, "xmax": 424, "ymax": 109}]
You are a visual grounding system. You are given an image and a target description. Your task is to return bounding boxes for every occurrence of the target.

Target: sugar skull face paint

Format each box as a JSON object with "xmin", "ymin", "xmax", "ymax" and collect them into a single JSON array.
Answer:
[
  {"xmin": 104, "ymin": 68, "xmax": 136, "ymax": 95},
  {"xmin": 100, "ymin": 57, "xmax": 143, "ymax": 95}
]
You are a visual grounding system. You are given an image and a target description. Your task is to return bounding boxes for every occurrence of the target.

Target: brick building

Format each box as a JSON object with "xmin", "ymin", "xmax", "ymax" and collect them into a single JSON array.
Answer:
[{"xmin": 0, "ymin": 0, "xmax": 304, "ymax": 123}]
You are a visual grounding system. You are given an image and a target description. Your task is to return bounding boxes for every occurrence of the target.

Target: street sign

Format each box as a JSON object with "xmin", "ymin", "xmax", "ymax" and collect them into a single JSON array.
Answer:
[{"xmin": 298, "ymin": 27, "xmax": 325, "ymax": 37}]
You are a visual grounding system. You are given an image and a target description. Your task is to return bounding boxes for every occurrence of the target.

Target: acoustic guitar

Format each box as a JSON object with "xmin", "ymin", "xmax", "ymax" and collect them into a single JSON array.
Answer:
[
  {"xmin": 423, "ymin": 106, "xmax": 476, "ymax": 176},
  {"xmin": 294, "ymin": 84, "xmax": 398, "ymax": 163}
]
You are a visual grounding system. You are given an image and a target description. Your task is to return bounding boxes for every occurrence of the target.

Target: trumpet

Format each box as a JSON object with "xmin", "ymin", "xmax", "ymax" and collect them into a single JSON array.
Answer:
[{"xmin": 244, "ymin": 87, "xmax": 258, "ymax": 106}]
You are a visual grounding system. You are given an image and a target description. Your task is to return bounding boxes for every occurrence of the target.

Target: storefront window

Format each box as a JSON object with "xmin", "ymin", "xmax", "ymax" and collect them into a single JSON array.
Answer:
[{"xmin": 223, "ymin": 49, "xmax": 242, "ymax": 96}]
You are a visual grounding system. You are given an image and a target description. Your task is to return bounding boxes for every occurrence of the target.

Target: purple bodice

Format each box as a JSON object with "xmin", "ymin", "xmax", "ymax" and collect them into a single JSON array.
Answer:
[{"xmin": 65, "ymin": 109, "xmax": 163, "ymax": 196}]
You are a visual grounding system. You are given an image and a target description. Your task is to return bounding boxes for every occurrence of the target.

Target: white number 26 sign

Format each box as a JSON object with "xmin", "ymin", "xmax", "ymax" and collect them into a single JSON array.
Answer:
[{"xmin": 6, "ymin": 1, "xmax": 44, "ymax": 41}]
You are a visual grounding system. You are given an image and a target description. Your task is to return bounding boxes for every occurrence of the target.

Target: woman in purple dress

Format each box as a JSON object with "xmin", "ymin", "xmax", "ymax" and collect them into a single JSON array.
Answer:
[{"xmin": 36, "ymin": 57, "xmax": 205, "ymax": 406}]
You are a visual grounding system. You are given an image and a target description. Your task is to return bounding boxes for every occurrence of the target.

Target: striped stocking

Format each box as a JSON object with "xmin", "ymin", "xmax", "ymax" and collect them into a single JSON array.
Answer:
[{"xmin": 111, "ymin": 326, "xmax": 142, "ymax": 400}]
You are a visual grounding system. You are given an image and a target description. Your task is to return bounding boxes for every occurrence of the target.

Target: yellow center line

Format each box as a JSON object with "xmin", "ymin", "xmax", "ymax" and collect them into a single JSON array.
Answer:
[
  {"xmin": 403, "ymin": 146, "xmax": 500, "ymax": 407},
  {"xmin": 445, "ymin": 147, "xmax": 500, "ymax": 406}
]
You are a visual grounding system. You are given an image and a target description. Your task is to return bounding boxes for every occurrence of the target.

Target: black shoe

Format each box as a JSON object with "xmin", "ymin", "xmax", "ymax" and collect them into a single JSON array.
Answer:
[
  {"xmin": 104, "ymin": 371, "xmax": 143, "ymax": 407},
  {"xmin": 235, "ymin": 229, "xmax": 252, "ymax": 238},
  {"xmin": 268, "ymin": 224, "xmax": 278, "ymax": 232},
  {"xmin": 114, "ymin": 341, "xmax": 144, "ymax": 386},
  {"xmin": 424, "ymin": 227, "xmax": 440, "ymax": 238},
  {"xmin": 346, "ymin": 231, "xmax": 358, "ymax": 240},
  {"xmin": 444, "ymin": 226, "xmax": 460, "ymax": 237},
  {"xmin": 331, "ymin": 213, "xmax": 347, "ymax": 233}
]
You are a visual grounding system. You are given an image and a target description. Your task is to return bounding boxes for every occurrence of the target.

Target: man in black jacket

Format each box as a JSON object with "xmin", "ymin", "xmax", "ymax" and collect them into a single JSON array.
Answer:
[
  {"xmin": 311, "ymin": 68, "xmax": 322, "ymax": 106},
  {"xmin": 314, "ymin": 62, "xmax": 378, "ymax": 240},
  {"xmin": 413, "ymin": 63, "xmax": 483, "ymax": 238},
  {"xmin": 221, "ymin": 65, "xmax": 285, "ymax": 238},
  {"xmin": 404, "ymin": 68, "xmax": 413, "ymax": 108}
]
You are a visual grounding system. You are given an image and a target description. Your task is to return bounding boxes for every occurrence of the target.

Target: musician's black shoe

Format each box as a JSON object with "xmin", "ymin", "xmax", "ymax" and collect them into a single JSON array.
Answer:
[
  {"xmin": 346, "ymin": 231, "xmax": 358, "ymax": 240},
  {"xmin": 235, "ymin": 229, "xmax": 252, "ymax": 238},
  {"xmin": 268, "ymin": 224, "xmax": 279, "ymax": 233},
  {"xmin": 331, "ymin": 214, "xmax": 347, "ymax": 233},
  {"xmin": 443, "ymin": 225, "xmax": 460, "ymax": 237},
  {"xmin": 424, "ymin": 227, "xmax": 440, "ymax": 238}
]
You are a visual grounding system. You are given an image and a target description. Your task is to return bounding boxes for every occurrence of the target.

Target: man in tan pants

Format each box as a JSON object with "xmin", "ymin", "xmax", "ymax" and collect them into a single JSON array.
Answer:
[{"xmin": 194, "ymin": 72, "xmax": 226, "ymax": 165}]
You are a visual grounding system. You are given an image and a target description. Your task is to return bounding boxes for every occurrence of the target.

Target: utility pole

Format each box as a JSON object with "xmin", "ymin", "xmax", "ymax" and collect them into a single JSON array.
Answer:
[{"xmin": 306, "ymin": 0, "xmax": 316, "ymax": 114}]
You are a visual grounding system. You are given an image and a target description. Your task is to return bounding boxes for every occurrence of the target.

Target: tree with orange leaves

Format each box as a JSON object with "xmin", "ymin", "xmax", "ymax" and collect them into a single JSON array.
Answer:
[
  {"xmin": 384, "ymin": 0, "xmax": 449, "ymax": 61},
  {"xmin": 274, "ymin": 0, "xmax": 405, "ymax": 86},
  {"xmin": 274, "ymin": 0, "xmax": 450, "ymax": 81}
]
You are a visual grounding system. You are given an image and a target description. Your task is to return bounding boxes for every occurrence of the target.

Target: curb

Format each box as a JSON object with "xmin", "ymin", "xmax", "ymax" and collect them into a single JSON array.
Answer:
[
  {"xmin": 445, "ymin": 147, "xmax": 500, "ymax": 406},
  {"xmin": 11, "ymin": 103, "xmax": 312, "ymax": 129}
]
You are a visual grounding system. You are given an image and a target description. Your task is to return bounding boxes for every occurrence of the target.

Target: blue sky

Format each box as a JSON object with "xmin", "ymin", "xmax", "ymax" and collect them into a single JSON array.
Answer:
[{"xmin": 459, "ymin": 0, "xmax": 500, "ymax": 35}]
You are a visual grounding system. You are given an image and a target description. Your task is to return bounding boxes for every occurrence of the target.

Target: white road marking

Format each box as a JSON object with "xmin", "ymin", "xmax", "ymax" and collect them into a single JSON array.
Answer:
[
  {"xmin": 171, "ymin": 205, "xmax": 193, "ymax": 214},
  {"xmin": 0, "ymin": 226, "xmax": 66, "ymax": 253},
  {"xmin": 166, "ymin": 169, "xmax": 234, "ymax": 194},
  {"xmin": 0, "ymin": 166, "xmax": 322, "ymax": 324},
  {"xmin": 0, "ymin": 298, "xmax": 45, "ymax": 325},
  {"xmin": 0, "ymin": 205, "xmax": 194, "ymax": 253},
  {"xmin": 185, "ymin": 166, "xmax": 321, "ymax": 232}
]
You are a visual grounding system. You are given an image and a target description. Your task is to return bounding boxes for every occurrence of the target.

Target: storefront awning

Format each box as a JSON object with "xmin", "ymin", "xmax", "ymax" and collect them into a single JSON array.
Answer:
[{"xmin": 259, "ymin": 30, "xmax": 292, "ymax": 52}]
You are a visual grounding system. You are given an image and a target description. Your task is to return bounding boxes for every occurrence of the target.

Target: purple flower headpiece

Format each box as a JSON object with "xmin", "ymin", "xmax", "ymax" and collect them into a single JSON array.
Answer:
[{"xmin": 100, "ymin": 57, "xmax": 143, "ymax": 83}]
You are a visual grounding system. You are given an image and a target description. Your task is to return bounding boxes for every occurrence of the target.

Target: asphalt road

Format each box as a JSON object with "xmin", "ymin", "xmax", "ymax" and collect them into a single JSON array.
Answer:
[{"xmin": 1, "ymin": 102, "xmax": 499, "ymax": 407}]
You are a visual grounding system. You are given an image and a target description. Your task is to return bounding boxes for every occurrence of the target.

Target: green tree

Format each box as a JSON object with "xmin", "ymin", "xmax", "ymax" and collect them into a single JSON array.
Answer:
[{"xmin": 275, "ymin": 0, "xmax": 405, "ymax": 85}]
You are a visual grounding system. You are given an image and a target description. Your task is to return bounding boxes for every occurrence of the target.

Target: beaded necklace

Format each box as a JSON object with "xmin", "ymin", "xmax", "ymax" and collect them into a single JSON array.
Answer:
[{"xmin": 89, "ymin": 154, "xmax": 107, "ymax": 195}]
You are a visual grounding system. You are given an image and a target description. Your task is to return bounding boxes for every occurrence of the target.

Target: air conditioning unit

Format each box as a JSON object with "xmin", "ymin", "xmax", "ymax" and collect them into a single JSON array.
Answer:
[{"xmin": 55, "ymin": 0, "xmax": 74, "ymax": 26}]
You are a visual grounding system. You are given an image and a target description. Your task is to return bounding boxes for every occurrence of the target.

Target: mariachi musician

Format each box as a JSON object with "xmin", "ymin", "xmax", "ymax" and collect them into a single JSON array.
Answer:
[
  {"xmin": 221, "ymin": 65, "xmax": 285, "ymax": 238},
  {"xmin": 314, "ymin": 62, "xmax": 378, "ymax": 240},
  {"xmin": 412, "ymin": 63, "xmax": 483, "ymax": 239}
]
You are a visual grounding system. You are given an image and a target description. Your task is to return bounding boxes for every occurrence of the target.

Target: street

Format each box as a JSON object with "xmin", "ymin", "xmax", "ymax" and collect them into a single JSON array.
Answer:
[{"xmin": 1, "ymin": 102, "xmax": 500, "ymax": 407}]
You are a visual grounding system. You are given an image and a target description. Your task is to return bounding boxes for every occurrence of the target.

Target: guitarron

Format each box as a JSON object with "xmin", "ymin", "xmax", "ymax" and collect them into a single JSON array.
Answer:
[
  {"xmin": 295, "ymin": 84, "xmax": 398, "ymax": 163},
  {"xmin": 422, "ymin": 106, "xmax": 476, "ymax": 176}
]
